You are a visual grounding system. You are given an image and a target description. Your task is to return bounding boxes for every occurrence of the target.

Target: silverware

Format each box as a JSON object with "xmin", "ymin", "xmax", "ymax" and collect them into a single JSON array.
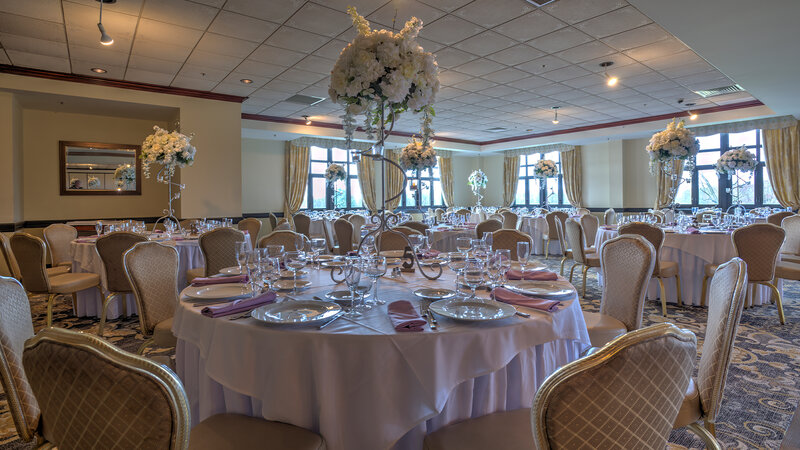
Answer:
[
  {"xmin": 428, "ymin": 308, "xmax": 439, "ymax": 327},
  {"xmin": 515, "ymin": 311, "xmax": 531, "ymax": 318},
  {"xmin": 421, "ymin": 309, "xmax": 437, "ymax": 331},
  {"xmin": 228, "ymin": 310, "xmax": 255, "ymax": 320},
  {"xmin": 318, "ymin": 312, "xmax": 344, "ymax": 329}
]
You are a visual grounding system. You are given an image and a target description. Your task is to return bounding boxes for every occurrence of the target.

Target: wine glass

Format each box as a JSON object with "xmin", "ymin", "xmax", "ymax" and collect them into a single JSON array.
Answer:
[
  {"xmin": 235, "ymin": 242, "xmax": 249, "ymax": 276},
  {"xmin": 486, "ymin": 252, "xmax": 503, "ymax": 290},
  {"xmin": 496, "ymin": 249, "xmax": 512, "ymax": 284},
  {"xmin": 446, "ymin": 252, "xmax": 467, "ymax": 295},
  {"xmin": 363, "ymin": 256, "xmax": 387, "ymax": 306},
  {"xmin": 343, "ymin": 258, "xmax": 363, "ymax": 317},
  {"xmin": 462, "ymin": 259, "xmax": 485, "ymax": 300},
  {"xmin": 294, "ymin": 233, "xmax": 306, "ymax": 251},
  {"xmin": 516, "ymin": 241, "xmax": 531, "ymax": 277},
  {"xmin": 311, "ymin": 238, "xmax": 326, "ymax": 266},
  {"xmin": 246, "ymin": 250, "xmax": 261, "ymax": 297},
  {"xmin": 260, "ymin": 256, "xmax": 280, "ymax": 294},
  {"xmin": 95, "ymin": 221, "xmax": 103, "ymax": 237},
  {"xmin": 265, "ymin": 244, "xmax": 284, "ymax": 259},
  {"xmin": 283, "ymin": 251, "xmax": 306, "ymax": 295},
  {"xmin": 456, "ymin": 237, "xmax": 471, "ymax": 254},
  {"xmin": 408, "ymin": 234, "xmax": 424, "ymax": 255},
  {"xmin": 360, "ymin": 235, "xmax": 377, "ymax": 257},
  {"xmin": 482, "ymin": 232, "xmax": 493, "ymax": 251}
]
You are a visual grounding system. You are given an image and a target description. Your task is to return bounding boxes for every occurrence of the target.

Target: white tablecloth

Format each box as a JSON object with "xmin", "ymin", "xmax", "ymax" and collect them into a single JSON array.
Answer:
[
  {"xmin": 594, "ymin": 228, "xmax": 777, "ymax": 307},
  {"xmin": 173, "ymin": 268, "xmax": 590, "ymax": 450},
  {"xmin": 519, "ymin": 216, "xmax": 561, "ymax": 256},
  {"xmin": 426, "ymin": 227, "xmax": 477, "ymax": 252}
]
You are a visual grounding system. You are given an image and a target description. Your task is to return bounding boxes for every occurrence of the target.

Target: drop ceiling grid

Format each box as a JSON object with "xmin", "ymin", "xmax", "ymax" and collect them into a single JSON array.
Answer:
[{"xmin": 0, "ymin": 0, "xmax": 754, "ymax": 139}]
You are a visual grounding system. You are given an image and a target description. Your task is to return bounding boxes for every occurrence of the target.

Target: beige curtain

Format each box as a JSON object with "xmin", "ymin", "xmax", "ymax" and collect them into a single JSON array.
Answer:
[
  {"xmin": 503, "ymin": 156, "xmax": 520, "ymax": 207},
  {"xmin": 654, "ymin": 159, "xmax": 685, "ymax": 209},
  {"xmin": 358, "ymin": 156, "xmax": 378, "ymax": 213},
  {"xmin": 283, "ymin": 142, "xmax": 310, "ymax": 221},
  {"xmin": 561, "ymin": 147, "xmax": 583, "ymax": 207},
  {"xmin": 763, "ymin": 124, "xmax": 800, "ymax": 209},
  {"xmin": 439, "ymin": 156, "xmax": 455, "ymax": 207},
  {"xmin": 385, "ymin": 149, "xmax": 406, "ymax": 211}
]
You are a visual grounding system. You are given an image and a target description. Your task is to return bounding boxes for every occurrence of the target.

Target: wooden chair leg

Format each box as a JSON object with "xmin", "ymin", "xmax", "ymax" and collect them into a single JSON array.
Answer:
[
  {"xmin": 581, "ymin": 266, "xmax": 589, "ymax": 298},
  {"xmin": 569, "ymin": 263, "xmax": 579, "ymax": 283},
  {"xmin": 46, "ymin": 293, "xmax": 56, "ymax": 327},
  {"xmin": 762, "ymin": 282, "xmax": 785, "ymax": 325},
  {"xmin": 657, "ymin": 278, "xmax": 667, "ymax": 317},
  {"xmin": 700, "ymin": 275, "xmax": 709, "ymax": 307},
  {"xmin": 675, "ymin": 274, "xmax": 683, "ymax": 306}
]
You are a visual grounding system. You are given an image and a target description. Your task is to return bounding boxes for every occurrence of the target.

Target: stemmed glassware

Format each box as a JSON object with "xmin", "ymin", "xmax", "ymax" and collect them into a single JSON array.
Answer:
[
  {"xmin": 486, "ymin": 252, "xmax": 504, "ymax": 290},
  {"xmin": 482, "ymin": 232, "xmax": 493, "ymax": 251},
  {"xmin": 446, "ymin": 252, "xmax": 467, "ymax": 295},
  {"xmin": 362, "ymin": 256, "xmax": 387, "ymax": 306},
  {"xmin": 311, "ymin": 238, "xmax": 326, "ymax": 267},
  {"xmin": 235, "ymin": 242, "xmax": 249, "ymax": 276},
  {"xmin": 283, "ymin": 251, "xmax": 306, "ymax": 294},
  {"xmin": 343, "ymin": 258, "xmax": 363, "ymax": 317},
  {"xmin": 259, "ymin": 251, "xmax": 280, "ymax": 294},
  {"xmin": 408, "ymin": 234, "xmax": 424, "ymax": 255},
  {"xmin": 516, "ymin": 241, "xmax": 531, "ymax": 278},
  {"xmin": 462, "ymin": 259, "xmax": 485, "ymax": 300},
  {"xmin": 95, "ymin": 221, "xmax": 103, "ymax": 237},
  {"xmin": 456, "ymin": 237, "xmax": 472, "ymax": 254},
  {"xmin": 359, "ymin": 235, "xmax": 377, "ymax": 257},
  {"xmin": 246, "ymin": 250, "xmax": 261, "ymax": 297},
  {"xmin": 496, "ymin": 249, "xmax": 512, "ymax": 284}
]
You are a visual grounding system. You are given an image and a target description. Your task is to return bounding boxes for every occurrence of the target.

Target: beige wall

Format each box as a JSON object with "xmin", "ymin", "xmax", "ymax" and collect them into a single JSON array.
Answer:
[
  {"xmin": 451, "ymin": 153, "xmax": 479, "ymax": 206},
  {"xmin": 622, "ymin": 137, "xmax": 658, "ymax": 208},
  {"xmin": 0, "ymin": 93, "xmax": 23, "ymax": 224},
  {"xmin": 242, "ymin": 138, "xmax": 285, "ymax": 214}
]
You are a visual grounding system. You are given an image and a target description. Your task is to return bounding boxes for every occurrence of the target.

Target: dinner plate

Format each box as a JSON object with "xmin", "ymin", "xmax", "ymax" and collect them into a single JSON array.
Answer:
[
  {"xmin": 280, "ymin": 270, "xmax": 308, "ymax": 278},
  {"xmin": 321, "ymin": 260, "xmax": 346, "ymax": 268},
  {"xmin": 429, "ymin": 299, "xmax": 516, "ymax": 322},
  {"xmin": 324, "ymin": 288, "xmax": 372, "ymax": 302},
  {"xmin": 219, "ymin": 266, "xmax": 243, "ymax": 276},
  {"xmin": 183, "ymin": 283, "xmax": 254, "ymax": 301},
  {"xmin": 274, "ymin": 279, "xmax": 312, "ymax": 290},
  {"xmin": 413, "ymin": 288, "xmax": 456, "ymax": 300},
  {"xmin": 503, "ymin": 280, "xmax": 575, "ymax": 298},
  {"xmin": 379, "ymin": 250, "xmax": 405, "ymax": 258},
  {"xmin": 316, "ymin": 255, "xmax": 334, "ymax": 261},
  {"xmin": 420, "ymin": 258, "xmax": 445, "ymax": 266},
  {"xmin": 250, "ymin": 300, "xmax": 341, "ymax": 326},
  {"xmin": 385, "ymin": 257, "xmax": 403, "ymax": 265}
]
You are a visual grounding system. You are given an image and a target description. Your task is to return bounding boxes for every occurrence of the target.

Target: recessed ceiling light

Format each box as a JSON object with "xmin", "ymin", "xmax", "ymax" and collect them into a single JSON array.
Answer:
[
  {"xmin": 240, "ymin": 78, "xmax": 253, "ymax": 84},
  {"xmin": 551, "ymin": 106, "xmax": 560, "ymax": 124},
  {"xmin": 600, "ymin": 61, "xmax": 618, "ymax": 87},
  {"xmin": 90, "ymin": 67, "xmax": 107, "ymax": 74}
]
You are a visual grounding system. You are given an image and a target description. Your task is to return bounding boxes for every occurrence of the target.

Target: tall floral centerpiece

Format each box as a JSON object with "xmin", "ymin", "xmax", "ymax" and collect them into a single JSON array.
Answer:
[
  {"xmin": 647, "ymin": 119, "xmax": 699, "ymax": 210},
  {"xmin": 534, "ymin": 159, "xmax": 558, "ymax": 208},
  {"xmin": 87, "ymin": 176, "xmax": 101, "ymax": 189},
  {"xmin": 468, "ymin": 169, "xmax": 488, "ymax": 206},
  {"xmin": 399, "ymin": 139, "xmax": 437, "ymax": 208},
  {"xmin": 716, "ymin": 145, "xmax": 756, "ymax": 211},
  {"xmin": 114, "ymin": 163, "xmax": 136, "ymax": 190},
  {"xmin": 325, "ymin": 163, "xmax": 347, "ymax": 209},
  {"xmin": 141, "ymin": 125, "xmax": 196, "ymax": 230},
  {"xmin": 328, "ymin": 7, "xmax": 441, "ymax": 279}
]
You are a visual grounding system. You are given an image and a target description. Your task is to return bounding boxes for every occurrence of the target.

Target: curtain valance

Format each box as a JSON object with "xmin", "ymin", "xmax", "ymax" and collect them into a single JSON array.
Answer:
[
  {"xmin": 290, "ymin": 137, "xmax": 374, "ymax": 152},
  {"xmin": 503, "ymin": 143, "xmax": 576, "ymax": 157},
  {"xmin": 688, "ymin": 115, "xmax": 797, "ymax": 137}
]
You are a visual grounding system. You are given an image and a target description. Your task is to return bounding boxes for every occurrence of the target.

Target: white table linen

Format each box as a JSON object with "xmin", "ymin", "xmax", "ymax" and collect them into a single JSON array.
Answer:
[
  {"xmin": 519, "ymin": 216, "xmax": 561, "ymax": 256},
  {"xmin": 173, "ymin": 268, "xmax": 590, "ymax": 450}
]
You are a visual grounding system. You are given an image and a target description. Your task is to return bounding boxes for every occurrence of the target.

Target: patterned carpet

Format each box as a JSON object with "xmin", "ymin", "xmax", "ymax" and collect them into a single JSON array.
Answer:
[{"xmin": 0, "ymin": 257, "xmax": 798, "ymax": 449}]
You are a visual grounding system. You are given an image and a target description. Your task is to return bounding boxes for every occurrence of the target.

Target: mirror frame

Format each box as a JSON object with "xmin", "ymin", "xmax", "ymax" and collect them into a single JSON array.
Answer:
[{"xmin": 59, "ymin": 140, "xmax": 143, "ymax": 196}]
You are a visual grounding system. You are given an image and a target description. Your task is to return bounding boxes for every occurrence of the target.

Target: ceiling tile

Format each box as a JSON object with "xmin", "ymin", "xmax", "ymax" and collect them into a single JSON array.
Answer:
[
  {"xmin": 208, "ymin": 10, "xmax": 279, "ymax": 43},
  {"xmin": 195, "ymin": 33, "xmax": 259, "ymax": 58},
  {"xmin": 515, "ymin": 55, "xmax": 570, "ymax": 75},
  {"xmin": 542, "ymin": 0, "xmax": 626, "ymax": 24},
  {"xmin": 128, "ymin": 54, "xmax": 184, "ymax": 74},
  {"xmin": 135, "ymin": 18, "xmax": 203, "ymax": 47},
  {"xmin": 185, "ymin": 49, "xmax": 243, "ymax": 71},
  {"xmin": 507, "ymin": 76, "xmax": 551, "ymax": 90},
  {"xmin": 285, "ymin": 3, "xmax": 352, "ymax": 38},
  {"xmin": 249, "ymin": 44, "xmax": 306, "ymax": 66},
  {"xmin": 131, "ymin": 38, "xmax": 194, "ymax": 63},
  {"xmin": 277, "ymin": 68, "xmax": 327, "ymax": 84},
  {"xmin": 0, "ymin": 33, "xmax": 67, "ymax": 58},
  {"xmin": 171, "ymin": 75, "xmax": 218, "ymax": 90},
  {"xmin": 419, "ymin": 15, "xmax": 483, "ymax": 45},
  {"xmin": 222, "ymin": 71, "xmax": 271, "ymax": 87},
  {"xmin": 619, "ymin": 71, "xmax": 667, "ymax": 87},
  {"xmin": 577, "ymin": 53, "xmax": 637, "ymax": 73},
  {"xmin": 452, "ymin": 31, "xmax": 516, "ymax": 56},
  {"xmin": 5, "ymin": 50, "xmax": 70, "ymax": 72},
  {"xmin": 658, "ymin": 61, "xmax": 716, "ymax": 79},
  {"xmin": 601, "ymin": 23, "xmax": 670, "ymax": 51},
  {"xmin": 0, "ymin": 13, "xmax": 65, "ymax": 42},
  {"xmin": 0, "ymin": 0, "xmax": 63, "ymax": 23},
  {"xmin": 622, "ymin": 37, "xmax": 690, "ymax": 61},
  {"xmin": 540, "ymin": 65, "xmax": 592, "ymax": 82},
  {"xmin": 249, "ymin": 88, "xmax": 290, "ymax": 102},
  {"xmin": 486, "ymin": 44, "xmax": 545, "ymax": 66},
  {"xmin": 527, "ymin": 27, "xmax": 593, "ymax": 54},
  {"xmin": 124, "ymin": 68, "xmax": 175, "ymax": 85},
  {"xmin": 434, "ymin": 47, "xmax": 480, "ymax": 69},
  {"xmin": 177, "ymin": 63, "xmax": 230, "ymax": 82},
  {"xmin": 367, "ymin": 0, "xmax": 445, "ymax": 29},
  {"xmin": 643, "ymin": 50, "xmax": 705, "ymax": 71},
  {"xmin": 573, "ymin": 6, "xmax": 651, "ymax": 39},
  {"xmin": 68, "ymin": 44, "xmax": 128, "ymax": 66},
  {"xmin": 223, "ymin": 0, "xmax": 305, "ymax": 23},
  {"xmin": 212, "ymin": 82, "xmax": 258, "ymax": 96},
  {"xmin": 536, "ymin": 83, "xmax": 572, "ymax": 96},
  {"xmin": 313, "ymin": 39, "xmax": 349, "ymax": 60},
  {"xmin": 495, "ymin": 10, "xmax": 566, "ymax": 42},
  {"xmin": 71, "ymin": 60, "xmax": 126, "ymax": 78},
  {"xmin": 452, "ymin": 58, "xmax": 505, "ymax": 77},
  {"xmin": 265, "ymin": 27, "xmax": 330, "ymax": 53},
  {"xmin": 451, "ymin": 78, "xmax": 498, "ymax": 91},
  {"xmin": 452, "ymin": 0, "xmax": 534, "ymax": 28},
  {"xmin": 141, "ymin": 0, "xmax": 218, "ymax": 30},
  {"xmin": 482, "ymin": 67, "xmax": 529, "ymax": 83},
  {"xmin": 562, "ymin": 74, "xmax": 606, "ymax": 89},
  {"xmin": 478, "ymin": 85, "xmax": 521, "ymax": 98},
  {"xmin": 437, "ymin": 86, "xmax": 469, "ymax": 99},
  {"xmin": 236, "ymin": 59, "xmax": 287, "ymax": 77},
  {"xmin": 64, "ymin": 1, "xmax": 139, "ymax": 49},
  {"xmin": 65, "ymin": 0, "xmax": 145, "ymax": 16},
  {"xmin": 554, "ymin": 41, "xmax": 616, "ymax": 64},
  {"xmin": 263, "ymin": 78, "xmax": 310, "ymax": 94},
  {"xmin": 317, "ymin": 0, "xmax": 384, "ymax": 16},
  {"xmin": 439, "ymin": 70, "xmax": 473, "ymax": 85},
  {"xmin": 294, "ymin": 55, "xmax": 335, "ymax": 74}
]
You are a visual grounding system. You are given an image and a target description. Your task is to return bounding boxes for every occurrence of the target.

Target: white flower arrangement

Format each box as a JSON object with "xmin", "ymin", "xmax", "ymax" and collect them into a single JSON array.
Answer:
[
  {"xmin": 468, "ymin": 169, "xmax": 487, "ymax": 190},
  {"xmin": 141, "ymin": 126, "xmax": 196, "ymax": 178},
  {"xmin": 399, "ymin": 140, "xmax": 437, "ymax": 171},
  {"xmin": 716, "ymin": 145, "xmax": 757, "ymax": 175},
  {"xmin": 69, "ymin": 177, "xmax": 82, "ymax": 189},
  {"xmin": 114, "ymin": 163, "xmax": 136, "ymax": 187},
  {"xmin": 87, "ymin": 176, "xmax": 100, "ymax": 189},
  {"xmin": 646, "ymin": 119, "xmax": 699, "ymax": 173},
  {"xmin": 534, "ymin": 159, "xmax": 559, "ymax": 178},
  {"xmin": 324, "ymin": 163, "xmax": 347, "ymax": 183}
]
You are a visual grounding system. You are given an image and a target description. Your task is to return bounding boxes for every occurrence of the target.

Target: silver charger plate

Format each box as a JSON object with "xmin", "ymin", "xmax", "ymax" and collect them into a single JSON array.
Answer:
[
  {"xmin": 503, "ymin": 280, "xmax": 575, "ymax": 298},
  {"xmin": 413, "ymin": 288, "xmax": 456, "ymax": 300},
  {"xmin": 250, "ymin": 300, "xmax": 341, "ymax": 326},
  {"xmin": 325, "ymin": 287, "xmax": 371, "ymax": 302},
  {"xmin": 219, "ymin": 266, "xmax": 243, "ymax": 276},
  {"xmin": 184, "ymin": 283, "xmax": 254, "ymax": 301},
  {"xmin": 429, "ymin": 299, "xmax": 516, "ymax": 322}
]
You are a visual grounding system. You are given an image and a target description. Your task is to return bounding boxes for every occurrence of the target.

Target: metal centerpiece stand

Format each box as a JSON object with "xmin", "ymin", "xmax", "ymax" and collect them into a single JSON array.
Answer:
[
  {"xmin": 725, "ymin": 171, "xmax": 752, "ymax": 215},
  {"xmin": 153, "ymin": 165, "xmax": 185, "ymax": 233}
]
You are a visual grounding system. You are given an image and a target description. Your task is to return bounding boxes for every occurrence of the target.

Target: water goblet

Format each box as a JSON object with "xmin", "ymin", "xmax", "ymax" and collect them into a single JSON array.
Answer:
[
  {"xmin": 95, "ymin": 221, "xmax": 103, "ymax": 237},
  {"xmin": 363, "ymin": 256, "xmax": 387, "ymax": 306},
  {"xmin": 343, "ymin": 258, "xmax": 363, "ymax": 317},
  {"xmin": 446, "ymin": 252, "xmax": 467, "ymax": 295},
  {"xmin": 260, "ymin": 256, "xmax": 281, "ymax": 294},
  {"xmin": 283, "ymin": 251, "xmax": 306, "ymax": 295},
  {"xmin": 246, "ymin": 250, "xmax": 261, "ymax": 297},
  {"xmin": 482, "ymin": 232, "xmax": 493, "ymax": 251},
  {"xmin": 311, "ymin": 238, "xmax": 326, "ymax": 266},
  {"xmin": 408, "ymin": 234, "xmax": 424, "ymax": 255},
  {"xmin": 486, "ymin": 252, "xmax": 504, "ymax": 290},
  {"xmin": 462, "ymin": 259, "xmax": 485, "ymax": 300},
  {"xmin": 456, "ymin": 237, "xmax": 471, "ymax": 254},
  {"xmin": 516, "ymin": 241, "xmax": 531, "ymax": 277},
  {"xmin": 265, "ymin": 244, "xmax": 284, "ymax": 259},
  {"xmin": 235, "ymin": 242, "xmax": 249, "ymax": 275}
]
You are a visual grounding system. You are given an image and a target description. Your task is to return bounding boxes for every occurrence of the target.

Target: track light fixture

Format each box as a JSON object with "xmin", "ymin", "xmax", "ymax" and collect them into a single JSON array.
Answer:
[
  {"xmin": 551, "ymin": 106, "xmax": 560, "ymax": 124},
  {"xmin": 97, "ymin": 0, "xmax": 114, "ymax": 46},
  {"xmin": 303, "ymin": 115, "xmax": 312, "ymax": 125},
  {"xmin": 689, "ymin": 112, "xmax": 698, "ymax": 120},
  {"xmin": 600, "ymin": 61, "xmax": 617, "ymax": 87}
]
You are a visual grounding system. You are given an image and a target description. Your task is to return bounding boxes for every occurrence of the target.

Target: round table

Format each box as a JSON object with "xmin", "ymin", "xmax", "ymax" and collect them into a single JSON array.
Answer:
[
  {"xmin": 426, "ymin": 226, "xmax": 477, "ymax": 252},
  {"xmin": 519, "ymin": 216, "xmax": 561, "ymax": 256},
  {"xmin": 594, "ymin": 227, "xmax": 777, "ymax": 307},
  {"xmin": 173, "ymin": 267, "xmax": 590, "ymax": 450}
]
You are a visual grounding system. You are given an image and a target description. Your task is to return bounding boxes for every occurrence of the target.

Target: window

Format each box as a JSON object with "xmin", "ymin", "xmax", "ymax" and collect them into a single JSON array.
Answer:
[
  {"xmin": 305, "ymin": 146, "xmax": 363, "ymax": 210},
  {"xmin": 514, "ymin": 152, "xmax": 567, "ymax": 207},
  {"xmin": 400, "ymin": 160, "xmax": 444, "ymax": 208},
  {"xmin": 680, "ymin": 130, "xmax": 779, "ymax": 209}
]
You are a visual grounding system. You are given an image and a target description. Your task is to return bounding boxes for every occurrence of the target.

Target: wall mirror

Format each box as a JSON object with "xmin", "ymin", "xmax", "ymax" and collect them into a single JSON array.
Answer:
[{"xmin": 59, "ymin": 141, "xmax": 142, "ymax": 195}]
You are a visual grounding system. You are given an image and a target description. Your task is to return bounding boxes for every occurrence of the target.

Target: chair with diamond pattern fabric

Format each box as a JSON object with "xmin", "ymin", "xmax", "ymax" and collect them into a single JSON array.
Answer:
[
  {"xmin": 95, "ymin": 231, "xmax": 148, "ymax": 336},
  {"xmin": 185, "ymin": 227, "xmax": 246, "ymax": 282}
]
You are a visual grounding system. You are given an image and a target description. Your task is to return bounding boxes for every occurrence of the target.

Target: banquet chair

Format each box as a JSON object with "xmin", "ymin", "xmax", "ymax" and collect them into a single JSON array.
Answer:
[
  {"xmin": 554, "ymin": 219, "xmax": 572, "ymax": 276},
  {"xmin": 576, "ymin": 207, "xmax": 590, "ymax": 216},
  {"xmin": 348, "ymin": 214, "xmax": 367, "ymax": 244},
  {"xmin": 652, "ymin": 210, "xmax": 666, "ymax": 224},
  {"xmin": 767, "ymin": 211, "xmax": 794, "ymax": 226},
  {"xmin": 488, "ymin": 213, "xmax": 504, "ymax": 223},
  {"xmin": 333, "ymin": 219, "xmax": 353, "ymax": 255},
  {"xmin": 565, "ymin": 219, "xmax": 600, "ymax": 298},
  {"xmin": 583, "ymin": 235, "xmax": 655, "ymax": 348},
  {"xmin": 701, "ymin": 223, "xmax": 785, "ymax": 324},
  {"xmin": 274, "ymin": 219, "xmax": 293, "ymax": 231},
  {"xmin": 491, "ymin": 229, "xmax": 532, "ymax": 261},
  {"xmin": 393, "ymin": 226, "xmax": 422, "ymax": 237},
  {"xmin": 400, "ymin": 221, "xmax": 429, "ymax": 234},
  {"xmin": 95, "ymin": 231, "xmax": 148, "ymax": 336},
  {"xmin": 237, "ymin": 218, "xmax": 262, "ymax": 249},
  {"xmin": 604, "ymin": 208, "xmax": 616, "ymax": 225},
  {"xmin": 43, "ymin": 224, "xmax": 77, "ymax": 270},
  {"xmin": 580, "ymin": 214, "xmax": 599, "ymax": 250},
  {"xmin": 258, "ymin": 231, "xmax": 310, "ymax": 252},
  {"xmin": 339, "ymin": 213, "xmax": 352, "ymax": 221},
  {"xmin": 475, "ymin": 219, "xmax": 502, "ymax": 239},
  {"xmin": 377, "ymin": 231, "xmax": 411, "ymax": 252},
  {"xmin": 269, "ymin": 212, "xmax": 278, "ymax": 231},
  {"xmin": 543, "ymin": 211, "xmax": 568, "ymax": 259},
  {"xmin": 10, "ymin": 233, "xmax": 101, "ymax": 327},
  {"xmin": 0, "ymin": 234, "xmax": 68, "ymax": 280},
  {"xmin": 422, "ymin": 323, "xmax": 698, "ymax": 450},
  {"xmin": 434, "ymin": 208, "xmax": 445, "ymax": 222},
  {"xmin": 455, "ymin": 208, "xmax": 471, "ymax": 218},
  {"xmin": 501, "ymin": 211, "xmax": 518, "ymax": 229},
  {"xmin": 321, "ymin": 218, "xmax": 339, "ymax": 254},
  {"xmin": 780, "ymin": 215, "xmax": 800, "ymax": 264},
  {"xmin": 619, "ymin": 222, "xmax": 682, "ymax": 316},
  {"xmin": 293, "ymin": 213, "xmax": 312, "ymax": 238},
  {"xmin": 186, "ymin": 228, "xmax": 246, "ymax": 282},
  {"xmin": 673, "ymin": 258, "xmax": 746, "ymax": 448},
  {"xmin": 124, "ymin": 241, "xmax": 179, "ymax": 354}
]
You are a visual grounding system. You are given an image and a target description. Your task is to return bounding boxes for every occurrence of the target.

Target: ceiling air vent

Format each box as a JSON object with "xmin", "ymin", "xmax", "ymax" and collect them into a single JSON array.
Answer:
[
  {"xmin": 284, "ymin": 94, "xmax": 325, "ymax": 106},
  {"xmin": 525, "ymin": 0, "xmax": 558, "ymax": 6},
  {"xmin": 694, "ymin": 84, "xmax": 745, "ymax": 98},
  {"xmin": 485, "ymin": 127, "xmax": 508, "ymax": 133}
]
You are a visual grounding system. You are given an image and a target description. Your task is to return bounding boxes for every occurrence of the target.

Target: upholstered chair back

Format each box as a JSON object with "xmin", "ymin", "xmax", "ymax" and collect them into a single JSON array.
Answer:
[
  {"xmin": 564, "ymin": 219, "xmax": 588, "ymax": 264},
  {"xmin": 43, "ymin": 224, "xmax": 77, "ymax": 267},
  {"xmin": 554, "ymin": 219, "xmax": 568, "ymax": 254},
  {"xmin": 488, "ymin": 213, "xmax": 504, "ymax": 223},
  {"xmin": 321, "ymin": 218, "xmax": 336, "ymax": 252},
  {"xmin": 237, "ymin": 218, "xmax": 262, "ymax": 248},
  {"xmin": 781, "ymin": 215, "xmax": 800, "ymax": 255},
  {"xmin": 377, "ymin": 231, "xmax": 410, "ymax": 252},
  {"xmin": 599, "ymin": 235, "xmax": 655, "ymax": 332},
  {"xmin": 9, "ymin": 233, "xmax": 49, "ymax": 293},
  {"xmin": 476, "ymin": 220, "xmax": 502, "ymax": 239},
  {"xmin": 258, "ymin": 231, "xmax": 307, "ymax": 252},
  {"xmin": 545, "ymin": 212, "xmax": 565, "ymax": 241},
  {"xmin": 0, "ymin": 277, "xmax": 39, "ymax": 442},
  {"xmin": 22, "ymin": 327, "xmax": 190, "ymax": 449},
  {"xmin": 580, "ymin": 214, "xmax": 599, "ymax": 247},
  {"xmin": 731, "ymin": 223, "xmax": 784, "ymax": 282},
  {"xmin": 292, "ymin": 213, "xmax": 311, "ymax": 238},
  {"xmin": 393, "ymin": 226, "xmax": 422, "ymax": 237},
  {"xmin": 124, "ymin": 242, "xmax": 179, "ymax": 335},
  {"xmin": 198, "ymin": 228, "xmax": 245, "ymax": 277},
  {"xmin": 455, "ymin": 208, "xmax": 471, "ymax": 218},
  {"xmin": 400, "ymin": 221, "xmax": 429, "ymax": 233},
  {"xmin": 618, "ymin": 222, "xmax": 665, "ymax": 274},
  {"xmin": 268, "ymin": 213, "xmax": 278, "ymax": 230},
  {"xmin": 334, "ymin": 219, "xmax": 354, "ymax": 254},
  {"xmin": 767, "ymin": 211, "xmax": 794, "ymax": 226},
  {"xmin": 532, "ymin": 323, "xmax": 696, "ymax": 450},
  {"xmin": 0, "ymin": 234, "xmax": 21, "ymax": 279},
  {"xmin": 491, "ymin": 229, "xmax": 533, "ymax": 260},
  {"xmin": 604, "ymin": 208, "xmax": 616, "ymax": 226},
  {"xmin": 501, "ymin": 211, "xmax": 518, "ymax": 229},
  {"xmin": 576, "ymin": 208, "xmax": 590, "ymax": 216},
  {"xmin": 348, "ymin": 215, "xmax": 366, "ymax": 241},
  {"xmin": 95, "ymin": 232, "xmax": 148, "ymax": 293},
  {"xmin": 652, "ymin": 210, "xmax": 666, "ymax": 223},
  {"xmin": 698, "ymin": 258, "xmax": 747, "ymax": 425},
  {"xmin": 274, "ymin": 219, "xmax": 293, "ymax": 231},
  {"xmin": 434, "ymin": 208, "xmax": 445, "ymax": 221}
]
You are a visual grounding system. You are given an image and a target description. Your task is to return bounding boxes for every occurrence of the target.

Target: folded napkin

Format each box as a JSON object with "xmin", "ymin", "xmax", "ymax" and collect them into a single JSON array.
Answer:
[
  {"xmin": 685, "ymin": 227, "xmax": 701, "ymax": 234},
  {"xmin": 600, "ymin": 225, "xmax": 614, "ymax": 230},
  {"xmin": 200, "ymin": 292, "xmax": 276, "ymax": 318},
  {"xmin": 418, "ymin": 249, "xmax": 441, "ymax": 258},
  {"xmin": 492, "ymin": 287, "xmax": 561, "ymax": 312},
  {"xmin": 506, "ymin": 269, "xmax": 558, "ymax": 281},
  {"xmin": 192, "ymin": 274, "xmax": 248, "ymax": 286},
  {"xmin": 387, "ymin": 300, "xmax": 427, "ymax": 332}
]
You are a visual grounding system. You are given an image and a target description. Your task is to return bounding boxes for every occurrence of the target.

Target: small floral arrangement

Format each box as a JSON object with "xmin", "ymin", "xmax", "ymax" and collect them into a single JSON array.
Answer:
[
  {"xmin": 468, "ymin": 169, "xmax": 487, "ymax": 190},
  {"xmin": 716, "ymin": 145, "xmax": 757, "ymax": 175},
  {"xmin": 399, "ymin": 139, "xmax": 437, "ymax": 171},
  {"xmin": 324, "ymin": 163, "xmax": 347, "ymax": 183},
  {"xmin": 141, "ymin": 126, "xmax": 196, "ymax": 178},
  {"xmin": 646, "ymin": 119, "xmax": 699, "ymax": 173},
  {"xmin": 114, "ymin": 163, "xmax": 136, "ymax": 187},
  {"xmin": 534, "ymin": 159, "xmax": 559, "ymax": 178},
  {"xmin": 69, "ymin": 178, "xmax": 82, "ymax": 189},
  {"xmin": 87, "ymin": 176, "xmax": 100, "ymax": 189}
]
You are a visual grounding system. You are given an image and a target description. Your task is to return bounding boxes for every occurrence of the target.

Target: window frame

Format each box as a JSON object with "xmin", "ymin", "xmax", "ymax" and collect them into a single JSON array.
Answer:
[
  {"xmin": 305, "ymin": 146, "xmax": 362, "ymax": 210},
  {"xmin": 398, "ymin": 160, "xmax": 445, "ymax": 210},
  {"xmin": 514, "ymin": 153, "xmax": 567, "ymax": 207}
]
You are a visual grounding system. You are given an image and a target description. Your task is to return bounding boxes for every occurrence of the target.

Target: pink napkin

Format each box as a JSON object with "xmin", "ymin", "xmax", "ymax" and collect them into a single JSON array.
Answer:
[
  {"xmin": 492, "ymin": 287, "xmax": 561, "ymax": 312},
  {"xmin": 387, "ymin": 300, "xmax": 427, "ymax": 332},
  {"xmin": 600, "ymin": 225, "xmax": 614, "ymax": 230},
  {"xmin": 506, "ymin": 269, "xmax": 558, "ymax": 281},
  {"xmin": 419, "ymin": 249, "xmax": 441, "ymax": 258},
  {"xmin": 686, "ymin": 227, "xmax": 701, "ymax": 234},
  {"xmin": 200, "ymin": 292, "xmax": 276, "ymax": 318},
  {"xmin": 191, "ymin": 274, "xmax": 248, "ymax": 286}
]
